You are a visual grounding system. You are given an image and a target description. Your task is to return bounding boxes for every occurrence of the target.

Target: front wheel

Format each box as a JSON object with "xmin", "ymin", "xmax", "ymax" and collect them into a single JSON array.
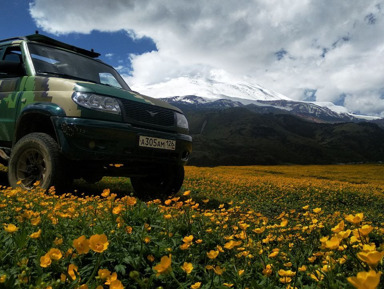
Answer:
[
  {"xmin": 130, "ymin": 165, "xmax": 185, "ymax": 200},
  {"xmin": 8, "ymin": 133, "xmax": 68, "ymax": 191}
]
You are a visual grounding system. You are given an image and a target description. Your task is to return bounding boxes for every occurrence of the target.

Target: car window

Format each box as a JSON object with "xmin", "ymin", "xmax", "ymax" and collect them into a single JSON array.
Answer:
[
  {"xmin": 0, "ymin": 46, "xmax": 25, "ymax": 77},
  {"xmin": 3, "ymin": 47, "xmax": 22, "ymax": 63},
  {"xmin": 28, "ymin": 43, "xmax": 129, "ymax": 90}
]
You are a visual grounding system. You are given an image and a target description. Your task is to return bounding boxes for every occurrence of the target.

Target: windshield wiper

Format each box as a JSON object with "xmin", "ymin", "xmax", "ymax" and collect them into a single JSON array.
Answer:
[{"xmin": 37, "ymin": 72, "xmax": 99, "ymax": 84}]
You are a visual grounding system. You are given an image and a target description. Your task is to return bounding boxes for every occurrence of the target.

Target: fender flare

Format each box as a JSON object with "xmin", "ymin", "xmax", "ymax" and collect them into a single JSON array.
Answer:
[{"xmin": 14, "ymin": 103, "xmax": 66, "ymax": 144}]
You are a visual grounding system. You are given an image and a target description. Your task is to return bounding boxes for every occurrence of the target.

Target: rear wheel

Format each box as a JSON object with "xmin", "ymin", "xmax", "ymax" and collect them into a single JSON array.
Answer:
[
  {"xmin": 8, "ymin": 133, "xmax": 69, "ymax": 191},
  {"xmin": 130, "ymin": 165, "xmax": 184, "ymax": 200}
]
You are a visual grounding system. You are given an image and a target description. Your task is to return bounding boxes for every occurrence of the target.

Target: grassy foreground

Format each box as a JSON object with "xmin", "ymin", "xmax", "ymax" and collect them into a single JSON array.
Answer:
[{"xmin": 0, "ymin": 164, "xmax": 383, "ymax": 288}]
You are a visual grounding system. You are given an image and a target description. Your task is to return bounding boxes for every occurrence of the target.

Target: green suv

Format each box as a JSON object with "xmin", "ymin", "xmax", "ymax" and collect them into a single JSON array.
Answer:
[{"xmin": 0, "ymin": 33, "xmax": 192, "ymax": 197}]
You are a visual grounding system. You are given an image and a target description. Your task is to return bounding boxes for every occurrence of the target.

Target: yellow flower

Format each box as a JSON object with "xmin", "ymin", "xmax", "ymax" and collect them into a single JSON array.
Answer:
[
  {"xmin": 47, "ymin": 248, "xmax": 62, "ymax": 261},
  {"xmin": 306, "ymin": 254, "xmax": 318, "ymax": 264},
  {"xmin": 30, "ymin": 216, "xmax": 41, "ymax": 226},
  {"xmin": 278, "ymin": 269, "xmax": 296, "ymax": 277},
  {"xmin": 238, "ymin": 269, "xmax": 245, "ymax": 276},
  {"xmin": 207, "ymin": 250, "xmax": 219, "ymax": 259},
  {"xmin": 262, "ymin": 264, "xmax": 273, "ymax": 276},
  {"xmin": 183, "ymin": 235, "xmax": 194, "ymax": 244},
  {"xmin": 223, "ymin": 283, "xmax": 233, "ymax": 287},
  {"xmin": 279, "ymin": 277, "xmax": 292, "ymax": 284},
  {"xmin": 252, "ymin": 227, "xmax": 266, "ymax": 234},
  {"xmin": 337, "ymin": 229, "xmax": 351, "ymax": 239},
  {"xmin": 112, "ymin": 205, "xmax": 124, "ymax": 215},
  {"xmin": 105, "ymin": 272, "xmax": 118, "ymax": 285},
  {"xmin": 54, "ymin": 237, "xmax": 63, "ymax": 246},
  {"xmin": 101, "ymin": 189, "xmax": 110, "ymax": 197},
  {"xmin": 310, "ymin": 270, "xmax": 324, "ymax": 282},
  {"xmin": 224, "ymin": 240, "xmax": 242, "ymax": 250},
  {"xmin": 362, "ymin": 244, "xmax": 377, "ymax": 252},
  {"xmin": 89, "ymin": 234, "xmax": 109, "ymax": 253},
  {"xmin": 358, "ymin": 225, "xmax": 373, "ymax": 236},
  {"xmin": 30, "ymin": 229, "xmax": 42, "ymax": 239},
  {"xmin": 153, "ymin": 255, "xmax": 172, "ymax": 276},
  {"xmin": 345, "ymin": 213, "xmax": 364, "ymax": 225},
  {"xmin": 110, "ymin": 280, "xmax": 124, "ymax": 289},
  {"xmin": 68, "ymin": 263, "xmax": 78, "ymax": 280},
  {"xmin": 4, "ymin": 224, "xmax": 18, "ymax": 233},
  {"xmin": 313, "ymin": 208, "xmax": 322, "ymax": 214},
  {"xmin": 268, "ymin": 249, "xmax": 279, "ymax": 258},
  {"xmin": 302, "ymin": 205, "xmax": 309, "ymax": 210},
  {"xmin": 78, "ymin": 285, "xmax": 89, "ymax": 289},
  {"xmin": 125, "ymin": 196, "xmax": 137, "ymax": 206},
  {"xmin": 347, "ymin": 270, "xmax": 382, "ymax": 289},
  {"xmin": 98, "ymin": 268, "xmax": 111, "ymax": 280},
  {"xmin": 181, "ymin": 262, "xmax": 193, "ymax": 274},
  {"xmin": 331, "ymin": 220, "xmax": 345, "ymax": 233},
  {"xmin": 280, "ymin": 219, "xmax": 288, "ymax": 227},
  {"xmin": 183, "ymin": 190, "xmax": 191, "ymax": 196},
  {"xmin": 180, "ymin": 243, "xmax": 191, "ymax": 250},
  {"xmin": 0, "ymin": 274, "xmax": 6, "ymax": 283},
  {"xmin": 40, "ymin": 254, "xmax": 51, "ymax": 268},
  {"xmin": 144, "ymin": 236, "xmax": 151, "ymax": 244},
  {"xmin": 298, "ymin": 265, "xmax": 307, "ymax": 272},
  {"xmin": 357, "ymin": 251, "xmax": 384, "ymax": 267},
  {"xmin": 73, "ymin": 235, "xmax": 90, "ymax": 255},
  {"xmin": 191, "ymin": 282, "xmax": 201, "ymax": 289},
  {"xmin": 325, "ymin": 236, "xmax": 341, "ymax": 250},
  {"xmin": 213, "ymin": 265, "xmax": 225, "ymax": 275},
  {"xmin": 125, "ymin": 226, "xmax": 133, "ymax": 234},
  {"xmin": 147, "ymin": 255, "xmax": 155, "ymax": 262},
  {"xmin": 164, "ymin": 199, "xmax": 172, "ymax": 205}
]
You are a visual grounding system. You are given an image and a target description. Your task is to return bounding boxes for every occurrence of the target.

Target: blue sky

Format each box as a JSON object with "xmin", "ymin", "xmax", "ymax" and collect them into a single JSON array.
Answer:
[
  {"xmin": 2, "ymin": 0, "xmax": 384, "ymax": 117},
  {"xmin": 0, "ymin": 1, "xmax": 156, "ymax": 75}
]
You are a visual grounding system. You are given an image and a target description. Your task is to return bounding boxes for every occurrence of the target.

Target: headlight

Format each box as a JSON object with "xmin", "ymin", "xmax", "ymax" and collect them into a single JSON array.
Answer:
[
  {"xmin": 175, "ymin": 112, "xmax": 189, "ymax": 130},
  {"xmin": 72, "ymin": 92, "xmax": 121, "ymax": 114}
]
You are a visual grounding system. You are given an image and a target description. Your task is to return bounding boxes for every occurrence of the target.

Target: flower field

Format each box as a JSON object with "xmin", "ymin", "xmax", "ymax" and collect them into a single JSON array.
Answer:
[{"xmin": 0, "ymin": 164, "xmax": 383, "ymax": 289}]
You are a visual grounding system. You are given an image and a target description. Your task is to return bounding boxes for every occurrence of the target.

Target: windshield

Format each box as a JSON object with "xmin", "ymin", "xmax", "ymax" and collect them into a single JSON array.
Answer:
[{"xmin": 27, "ymin": 43, "xmax": 130, "ymax": 90}]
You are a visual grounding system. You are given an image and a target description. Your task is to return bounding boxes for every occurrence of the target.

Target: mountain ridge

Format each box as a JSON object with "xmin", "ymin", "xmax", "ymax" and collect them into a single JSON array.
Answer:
[
  {"xmin": 161, "ymin": 95, "xmax": 373, "ymax": 124},
  {"xmin": 157, "ymin": 95, "xmax": 384, "ymax": 166}
]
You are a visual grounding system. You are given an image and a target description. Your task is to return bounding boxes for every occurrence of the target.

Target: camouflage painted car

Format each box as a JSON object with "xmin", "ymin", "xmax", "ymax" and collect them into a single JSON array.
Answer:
[{"xmin": 0, "ymin": 33, "xmax": 192, "ymax": 197}]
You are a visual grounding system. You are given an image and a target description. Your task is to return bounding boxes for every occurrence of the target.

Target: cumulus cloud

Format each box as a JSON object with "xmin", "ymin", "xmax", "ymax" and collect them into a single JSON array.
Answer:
[{"xmin": 29, "ymin": 0, "xmax": 384, "ymax": 116}]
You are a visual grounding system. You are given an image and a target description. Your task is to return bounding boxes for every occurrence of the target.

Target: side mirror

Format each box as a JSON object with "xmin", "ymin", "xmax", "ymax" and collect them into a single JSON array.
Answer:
[{"xmin": 0, "ymin": 61, "xmax": 25, "ymax": 77}]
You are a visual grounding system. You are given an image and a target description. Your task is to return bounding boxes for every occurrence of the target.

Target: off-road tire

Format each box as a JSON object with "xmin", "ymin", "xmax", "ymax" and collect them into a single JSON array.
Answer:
[
  {"xmin": 130, "ymin": 165, "xmax": 185, "ymax": 200},
  {"xmin": 8, "ymin": 132, "xmax": 68, "ymax": 191}
]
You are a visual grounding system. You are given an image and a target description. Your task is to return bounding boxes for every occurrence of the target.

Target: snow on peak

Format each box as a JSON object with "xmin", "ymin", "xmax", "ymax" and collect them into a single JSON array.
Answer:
[{"xmin": 130, "ymin": 70, "xmax": 291, "ymax": 102}]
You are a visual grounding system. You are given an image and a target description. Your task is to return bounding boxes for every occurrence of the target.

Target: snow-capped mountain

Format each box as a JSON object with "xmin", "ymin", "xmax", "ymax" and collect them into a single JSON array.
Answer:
[
  {"xmin": 132, "ymin": 70, "xmax": 290, "ymax": 102},
  {"xmin": 131, "ymin": 72, "xmax": 377, "ymax": 122}
]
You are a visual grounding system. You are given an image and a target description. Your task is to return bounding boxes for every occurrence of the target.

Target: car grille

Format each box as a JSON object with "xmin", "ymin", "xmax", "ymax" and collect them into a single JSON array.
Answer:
[{"xmin": 120, "ymin": 99, "xmax": 175, "ymax": 127}]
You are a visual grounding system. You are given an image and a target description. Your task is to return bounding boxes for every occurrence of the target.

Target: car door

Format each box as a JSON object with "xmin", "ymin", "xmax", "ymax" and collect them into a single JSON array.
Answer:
[{"xmin": 0, "ymin": 44, "xmax": 27, "ymax": 144}]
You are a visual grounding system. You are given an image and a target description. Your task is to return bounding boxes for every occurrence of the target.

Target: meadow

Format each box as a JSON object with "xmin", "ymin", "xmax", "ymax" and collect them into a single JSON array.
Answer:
[{"xmin": 0, "ymin": 164, "xmax": 383, "ymax": 289}]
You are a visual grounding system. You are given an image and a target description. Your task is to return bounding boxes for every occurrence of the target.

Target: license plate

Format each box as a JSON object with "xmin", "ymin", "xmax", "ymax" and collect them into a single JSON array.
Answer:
[{"xmin": 139, "ymin": 136, "xmax": 176, "ymax": 151}]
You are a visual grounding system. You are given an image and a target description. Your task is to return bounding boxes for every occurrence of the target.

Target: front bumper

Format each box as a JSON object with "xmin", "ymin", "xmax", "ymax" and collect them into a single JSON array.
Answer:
[{"xmin": 52, "ymin": 117, "xmax": 192, "ymax": 166}]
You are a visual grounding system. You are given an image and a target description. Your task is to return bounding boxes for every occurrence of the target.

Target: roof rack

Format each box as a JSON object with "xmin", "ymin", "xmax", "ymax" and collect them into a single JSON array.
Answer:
[
  {"xmin": 0, "ymin": 33, "xmax": 100, "ymax": 58},
  {"xmin": 26, "ymin": 34, "xmax": 101, "ymax": 58}
]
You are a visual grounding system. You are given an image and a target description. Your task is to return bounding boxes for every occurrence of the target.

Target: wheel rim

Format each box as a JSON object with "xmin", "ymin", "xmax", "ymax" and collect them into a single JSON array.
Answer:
[{"xmin": 15, "ymin": 148, "xmax": 46, "ymax": 189}]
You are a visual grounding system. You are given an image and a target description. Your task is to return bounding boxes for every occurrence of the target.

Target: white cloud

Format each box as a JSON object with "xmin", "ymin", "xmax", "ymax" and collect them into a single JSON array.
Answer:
[{"xmin": 29, "ymin": 0, "xmax": 384, "ymax": 116}]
